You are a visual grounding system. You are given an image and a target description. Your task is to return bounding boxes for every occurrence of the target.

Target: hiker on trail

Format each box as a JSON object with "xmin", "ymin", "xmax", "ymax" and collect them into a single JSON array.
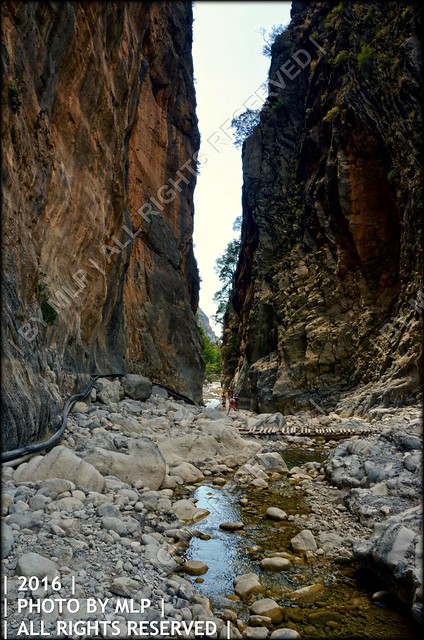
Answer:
[
  {"xmin": 221, "ymin": 391, "xmax": 227, "ymax": 410},
  {"xmin": 227, "ymin": 395, "xmax": 237, "ymax": 415},
  {"xmin": 227, "ymin": 387, "xmax": 233, "ymax": 399},
  {"xmin": 234, "ymin": 394, "xmax": 239, "ymax": 410}
]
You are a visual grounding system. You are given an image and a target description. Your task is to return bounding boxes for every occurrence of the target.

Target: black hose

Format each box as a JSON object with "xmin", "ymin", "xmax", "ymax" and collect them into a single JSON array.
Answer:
[
  {"xmin": 1, "ymin": 374, "xmax": 198, "ymax": 463},
  {"xmin": 1, "ymin": 374, "xmax": 124, "ymax": 463}
]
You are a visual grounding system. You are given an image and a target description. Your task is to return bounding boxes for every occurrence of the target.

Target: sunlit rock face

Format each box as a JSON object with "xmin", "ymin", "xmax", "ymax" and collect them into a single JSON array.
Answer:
[
  {"xmin": 2, "ymin": 1, "xmax": 203, "ymax": 450},
  {"xmin": 222, "ymin": 1, "xmax": 423, "ymax": 413}
]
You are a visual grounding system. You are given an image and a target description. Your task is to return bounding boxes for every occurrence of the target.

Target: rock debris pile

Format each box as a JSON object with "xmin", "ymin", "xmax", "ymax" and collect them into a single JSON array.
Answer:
[{"xmin": 2, "ymin": 375, "xmax": 422, "ymax": 637}]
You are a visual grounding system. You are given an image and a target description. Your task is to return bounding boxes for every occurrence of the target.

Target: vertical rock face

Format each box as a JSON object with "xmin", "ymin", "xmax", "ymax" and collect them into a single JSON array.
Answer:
[
  {"xmin": 2, "ymin": 1, "xmax": 203, "ymax": 450},
  {"xmin": 223, "ymin": 1, "xmax": 423, "ymax": 413}
]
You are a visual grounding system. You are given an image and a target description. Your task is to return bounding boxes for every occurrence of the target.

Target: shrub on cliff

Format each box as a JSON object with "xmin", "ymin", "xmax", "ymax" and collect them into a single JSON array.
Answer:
[
  {"xmin": 231, "ymin": 109, "xmax": 260, "ymax": 148},
  {"xmin": 213, "ymin": 217, "xmax": 242, "ymax": 324},
  {"xmin": 199, "ymin": 327, "xmax": 221, "ymax": 381}
]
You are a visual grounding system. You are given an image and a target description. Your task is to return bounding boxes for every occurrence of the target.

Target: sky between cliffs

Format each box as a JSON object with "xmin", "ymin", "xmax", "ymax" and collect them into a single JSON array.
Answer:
[{"xmin": 192, "ymin": 1, "xmax": 292, "ymax": 334}]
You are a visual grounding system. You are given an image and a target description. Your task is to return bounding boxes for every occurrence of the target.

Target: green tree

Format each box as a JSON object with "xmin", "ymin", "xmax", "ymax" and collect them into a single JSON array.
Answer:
[
  {"xmin": 199, "ymin": 326, "xmax": 221, "ymax": 381},
  {"xmin": 213, "ymin": 217, "xmax": 242, "ymax": 324},
  {"xmin": 231, "ymin": 109, "xmax": 260, "ymax": 148}
]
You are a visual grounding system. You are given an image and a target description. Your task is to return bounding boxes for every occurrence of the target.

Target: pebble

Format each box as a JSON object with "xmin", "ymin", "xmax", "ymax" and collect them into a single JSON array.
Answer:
[
  {"xmin": 219, "ymin": 520, "xmax": 244, "ymax": 531},
  {"xmin": 182, "ymin": 560, "xmax": 209, "ymax": 576},
  {"xmin": 266, "ymin": 507, "xmax": 287, "ymax": 521},
  {"xmin": 260, "ymin": 557, "xmax": 292, "ymax": 571}
]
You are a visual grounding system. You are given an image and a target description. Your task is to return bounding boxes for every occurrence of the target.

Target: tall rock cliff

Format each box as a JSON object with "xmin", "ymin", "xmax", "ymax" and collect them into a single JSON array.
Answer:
[
  {"xmin": 2, "ymin": 1, "xmax": 203, "ymax": 451},
  {"xmin": 223, "ymin": 1, "xmax": 423, "ymax": 414}
]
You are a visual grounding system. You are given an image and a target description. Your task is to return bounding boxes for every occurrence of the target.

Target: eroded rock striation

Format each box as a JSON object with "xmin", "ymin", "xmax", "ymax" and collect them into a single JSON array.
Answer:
[
  {"xmin": 222, "ymin": 1, "xmax": 423, "ymax": 413},
  {"xmin": 2, "ymin": 1, "xmax": 203, "ymax": 450}
]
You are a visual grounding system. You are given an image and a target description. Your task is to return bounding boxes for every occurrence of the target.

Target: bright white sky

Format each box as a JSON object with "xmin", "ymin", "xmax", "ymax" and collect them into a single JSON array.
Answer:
[{"xmin": 192, "ymin": 1, "xmax": 292, "ymax": 334}]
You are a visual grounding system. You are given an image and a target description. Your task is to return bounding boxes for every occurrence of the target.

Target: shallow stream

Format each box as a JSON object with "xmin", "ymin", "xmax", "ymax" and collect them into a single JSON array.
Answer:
[{"xmin": 182, "ymin": 448, "xmax": 418, "ymax": 639}]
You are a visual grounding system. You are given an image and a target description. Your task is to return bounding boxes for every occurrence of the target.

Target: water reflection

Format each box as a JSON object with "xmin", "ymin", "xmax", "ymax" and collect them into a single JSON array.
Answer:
[
  {"xmin": 181, "ymin": 451, "xmax": 419, "ymax": 638},
  {"xmin": 185, "ymin": 484, "xmax": 253, "ymax": 606}
]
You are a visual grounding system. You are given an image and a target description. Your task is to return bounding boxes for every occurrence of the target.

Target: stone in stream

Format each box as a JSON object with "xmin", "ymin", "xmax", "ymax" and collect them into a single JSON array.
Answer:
[
  {"xmin": 270, "ymin": 630, "xmax": 301, "ymax": 639},
  {"xmin": 219, "ymin": 520, "xmax": 244, "ymax": 531},
  {"xmin": 249, "ymin": 615, "xmax": 273, "ymax": 628},
  {"xmin": 172, "ymin": 499, "xmax": 210, "ymax": 522},
  {"xmin": 266, "ymin": 507, "xmax": 287, "ymax": 521},
  {"xmin": 182, "ymin": 560, "xmax": 209, "ymax": 576},
  {"xmin": 371, "ymin": 590, "xmax": 391, "ymax": 605},
  {"xmin": 260, "ymin": 557, "xmax": 292, "ymax": 571},
  {"xmin": 221, "ymin": 609, "xmax": 238, "ymax": 623},
  {"xmin": 234, "ymin": 573, "xmax": 263, "ymax": 597},
  {"xmin": 249, "ymin": 598, "xmax": 283, "ymax": 624},
  {"xmin": 192, "ymin": 530, "xmax": 211, "ymax": 541},
  {"xmin": 290, "ymin": 529, "xmax": 317, "ymax": 552},
  {"xmin": 288, "ymin": 583, "xmax": 325, "ymax": 601},
  {"xmin": 251, "ymin": 478, "xmax": 268, "ymax": 488},
  {"xmin": 255, "ymin": 451, "xmax": 288, "ymax": 474}
]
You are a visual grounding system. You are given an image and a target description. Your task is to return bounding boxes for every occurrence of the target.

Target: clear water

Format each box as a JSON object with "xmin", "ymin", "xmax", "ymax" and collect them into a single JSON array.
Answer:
[{"xmin": 182, "ymin": 449, "xmax": 419, "ymax": 638}]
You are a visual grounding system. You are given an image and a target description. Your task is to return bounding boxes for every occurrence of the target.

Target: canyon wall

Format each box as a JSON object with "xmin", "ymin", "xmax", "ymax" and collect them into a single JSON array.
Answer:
[
  {"xmin": 2, "ymin": 1, "xmax": 204, "ymax": 450},
  {"xmin": 223, "ymin": 1, "xmax": 423, "ymax": 414}
]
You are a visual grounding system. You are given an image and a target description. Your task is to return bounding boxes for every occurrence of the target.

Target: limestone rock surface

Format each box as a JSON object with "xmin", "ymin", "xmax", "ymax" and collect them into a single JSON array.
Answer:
[
  {"xmin": 222, "ymin": 2, "xmax": 423, "ymax": 414},
  {"xmin": 2, "ymin": 1, "xmax": 203, "ymax": 453}
]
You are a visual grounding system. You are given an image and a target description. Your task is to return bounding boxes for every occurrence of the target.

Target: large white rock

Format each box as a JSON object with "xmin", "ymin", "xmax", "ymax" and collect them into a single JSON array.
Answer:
[
  {"xmin": 172, "ymin": 499, "xmax": 209, "ymax": 522},
  {"xmin": 13, "ymin": 446, "xmax": 105, "ymax": 492},
  {"xmin": 158, "ymin": 420, "xmax": 260, "ymax": 465},
  {"xmin": 354, "ymin": 504, "xmax": 422, "ymax": 624},
  {"xmin": 79, "ymin": 437, "xmax": 166, "ymax": 490},
  {"xmin": 110, "ymin": 577, "xmax": 142, "ymax": 597}
]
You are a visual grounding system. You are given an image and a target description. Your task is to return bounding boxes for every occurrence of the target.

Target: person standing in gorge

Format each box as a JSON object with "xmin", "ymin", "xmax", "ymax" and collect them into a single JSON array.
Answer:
[
  {"xmin": 221, "ymin": 391, "xmax": 227, "ymax": 410},
  {"xmin": 227, "ymin": 395, "xmax": 237, "ymax": 415}
]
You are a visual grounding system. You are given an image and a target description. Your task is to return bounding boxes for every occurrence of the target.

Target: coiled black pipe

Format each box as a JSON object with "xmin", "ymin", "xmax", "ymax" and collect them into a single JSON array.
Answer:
[
  {"xmin": 1, "ymin": 374, "xmax": 124, "ymax": 463},
  {"xmin": 1, "ymin": 374, "xmax": 197, "ymax": 463}
]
